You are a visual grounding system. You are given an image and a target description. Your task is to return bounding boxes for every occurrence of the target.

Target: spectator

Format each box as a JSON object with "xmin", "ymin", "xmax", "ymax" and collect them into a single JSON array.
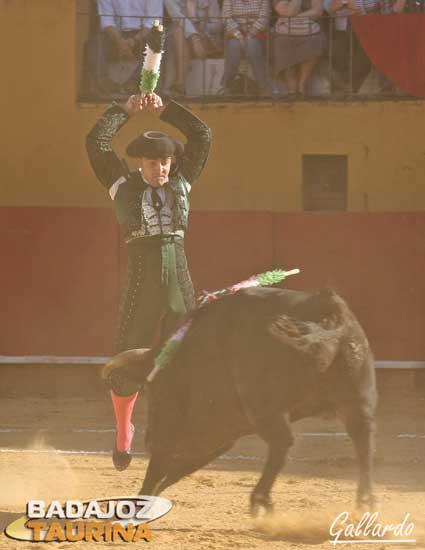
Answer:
[
  {"xmin": 272, "ymin": 0, "xmax": 325, "ymax": 96},
  {"xmin": 162, "ymin": 0, "xmax": 205, "ymax": 95},
  {"xmin": 325, "ymin": 0, "xmax": 378, "ymax": 93},
  {"xmin": 405, "ymin": 0, "xmax": 424, "ymax": 10},
  {"xmin": 97, "ymin": 0, "xmax": 164, "ymax": 92},
  {"xmin": 187, "ymin": 0, "xmax": 224, "ymax": 57},
  {"xmin": 379, "ymin": 0, "xmax": 405, "ymax": 11},
  {"xmin": 98, "ymin": 0, "xmax": 164, "ymax": 52},
  {"xmin": 222, "ymin": 0, "xmax": 270, "ymax": 95}
]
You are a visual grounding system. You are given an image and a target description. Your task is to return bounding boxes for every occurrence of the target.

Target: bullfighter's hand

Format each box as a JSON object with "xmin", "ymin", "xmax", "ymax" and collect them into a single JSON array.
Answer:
[
  {"xmin": 144, "ymin": 92, "xmax": 165, "ymax": 115},
  {"xmin": 124, "ymin": 94, "xmax": 144, "ymax": 116}
]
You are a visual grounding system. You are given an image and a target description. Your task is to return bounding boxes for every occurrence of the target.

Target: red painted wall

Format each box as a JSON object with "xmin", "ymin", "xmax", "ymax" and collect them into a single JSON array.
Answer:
[
  {"xmin": 272, "ymin": 213, "xmax": 425, "ymax": 361},
  {"xmin": 0, "ymin": 208, "xmax": 120, "ymax": 356},
  {"xmin": 1, "ymin": 208, "xmax": 424, "ymax": 359}
]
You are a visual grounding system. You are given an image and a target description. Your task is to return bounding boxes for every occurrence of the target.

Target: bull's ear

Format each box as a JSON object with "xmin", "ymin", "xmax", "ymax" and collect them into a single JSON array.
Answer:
[
  {"xmin": 101, "ymin": 348, "xmax": 151, "ymax": 380},
  {"xmin": 269, "ymin": 315, "xmax": 343, "ymax": 374}
]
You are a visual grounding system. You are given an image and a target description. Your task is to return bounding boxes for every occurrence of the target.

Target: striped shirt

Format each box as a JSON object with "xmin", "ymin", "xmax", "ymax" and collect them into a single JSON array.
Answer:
[
  {"xmin": 353, "ymin": 0, "xmax": 379, "ymax": 13},
  {"xmin": 274, "ymin": 0, "xmax": 321, "ymax": 34},
  {"xmin": 222, "ymin": 0, "xmax": 270, "ymax": 35}
]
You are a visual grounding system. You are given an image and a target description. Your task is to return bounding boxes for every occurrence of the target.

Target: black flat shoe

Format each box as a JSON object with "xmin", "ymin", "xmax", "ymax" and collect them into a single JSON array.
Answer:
[{"xmin": 112, "ymin": 423, "xmax": 135, "ymax": 471}]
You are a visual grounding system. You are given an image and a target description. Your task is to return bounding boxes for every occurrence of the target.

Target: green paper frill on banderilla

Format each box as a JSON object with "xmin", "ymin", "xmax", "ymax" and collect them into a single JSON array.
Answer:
[
  {"xmin": 140, "ymin": 69, "xmax": 161, "ymax": 95},
  {"xmin": 256, "ymin": 269, "xmax": 288, "ymax": 286},
  {"xmin": 153, "ymin": 339, "xmax": 182, "ymax": 372},
  {"xmin": 139, "ymin": 22, "xmax": 165, "ymax": 94}
]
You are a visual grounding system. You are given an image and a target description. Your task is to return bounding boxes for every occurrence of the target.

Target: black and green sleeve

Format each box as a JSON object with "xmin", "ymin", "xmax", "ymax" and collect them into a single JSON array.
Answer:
[
  {"xmin": 86, "ymin": 104, "xmax": 129, "ymax": 191},
  {"xmin": 160, "ymin": 101, "xmax": 212, "ymax": 186}
]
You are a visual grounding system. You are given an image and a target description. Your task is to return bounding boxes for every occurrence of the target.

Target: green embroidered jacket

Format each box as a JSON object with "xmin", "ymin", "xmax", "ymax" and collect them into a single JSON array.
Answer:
[{"xmin": 86, "ymin": 101, "xmax": 212, "ymax": 243}]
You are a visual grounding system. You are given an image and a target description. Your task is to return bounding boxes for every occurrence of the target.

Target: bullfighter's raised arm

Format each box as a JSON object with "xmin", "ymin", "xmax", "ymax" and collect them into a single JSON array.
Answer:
[
  {"xmin": 159, "ymin": 101, "xmax": 212, "ymax": 186},
  {"xmin": 85, "ymin": 104, "xmax": 129, "ymax": 192}
]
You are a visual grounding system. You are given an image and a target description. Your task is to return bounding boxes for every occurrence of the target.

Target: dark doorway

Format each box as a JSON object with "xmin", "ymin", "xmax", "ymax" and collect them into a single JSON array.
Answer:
[{"xmin": 302, "ymin": 154, "xmax": 348, "ymax": 212}]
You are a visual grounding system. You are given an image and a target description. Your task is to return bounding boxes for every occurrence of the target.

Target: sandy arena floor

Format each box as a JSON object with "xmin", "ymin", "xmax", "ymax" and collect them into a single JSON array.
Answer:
[{"xmin": 0, "ymin": 371, "xmax": 424, "ymax": 550}]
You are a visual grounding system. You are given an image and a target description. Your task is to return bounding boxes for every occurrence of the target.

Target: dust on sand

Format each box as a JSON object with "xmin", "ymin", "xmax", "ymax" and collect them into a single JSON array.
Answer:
[
  {"xmin": 256, "ymin": 504, "xmax": 425, "ymax": 546},
  {"xmin": 0, "ymin": 433, "xmax": 86, "ymax": 512},
  {"xmin": 0, "ymin": 450, "xmax": 424, "ymax": 550}
]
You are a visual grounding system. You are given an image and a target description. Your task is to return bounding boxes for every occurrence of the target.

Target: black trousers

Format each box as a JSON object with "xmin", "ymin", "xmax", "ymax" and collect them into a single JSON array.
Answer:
[{"xmin": 111, "ymin": 237, "xmax": 195, "ymax": 396}]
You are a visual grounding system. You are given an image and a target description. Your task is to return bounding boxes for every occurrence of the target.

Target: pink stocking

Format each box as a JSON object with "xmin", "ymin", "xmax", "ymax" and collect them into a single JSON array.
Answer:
[{"xmin": 110, "ymin": 391, "xmax": 139, "ymax": 451}]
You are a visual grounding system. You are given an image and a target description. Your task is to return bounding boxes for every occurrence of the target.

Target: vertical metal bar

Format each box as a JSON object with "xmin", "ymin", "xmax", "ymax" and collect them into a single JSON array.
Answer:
[
  {"xmin": 97, "ymin": 32, "xmax": 102, "ymax": 101},
  {"xmin": 349, "ymin": 20, "xmax": 353, "ymax": 96},
  {"xmin": 182, "ymin": 17, "xmax": 186, "ymax": 97},
  {"xmin": 200, "ymin": 16, "xmax": 205, "ymax": 99},
  {"xmin": 202, "ymin": 21, "xmax": 206, "ymax": 98},
  {"xmin": 224, "ymin": 30, "xmax": 228, "ymax": 98},
  {"xmin": 266, "ymin": 26, "xmax": 270, "ymax": 97},
  {"xmin": 243, "ymin": 17, "xmax": 248, "ymax": 96},
  {"xmin": 328, "ymin": 13, "xmax": 333, "ymax": 96}
]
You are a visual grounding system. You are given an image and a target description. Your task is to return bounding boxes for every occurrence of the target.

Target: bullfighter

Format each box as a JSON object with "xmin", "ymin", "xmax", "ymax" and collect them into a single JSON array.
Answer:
[{"xmin": 86, "ymin": 92, "xmax": 211, "ymax": 470}]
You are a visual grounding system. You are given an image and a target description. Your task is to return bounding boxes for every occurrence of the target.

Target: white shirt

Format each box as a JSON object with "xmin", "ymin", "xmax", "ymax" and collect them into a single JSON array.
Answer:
[
  {"xmin": 147, "ymin": 185, "xmax": 166, "ymax": 205},
  {"xmin": 98, "ymin": 0, "xmax": 163, "ymax": 31}
]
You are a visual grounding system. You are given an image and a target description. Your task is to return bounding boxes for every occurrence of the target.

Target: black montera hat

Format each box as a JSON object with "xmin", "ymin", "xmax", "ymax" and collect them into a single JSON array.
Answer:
[{"xmin": 126, "ymin": 131, "xmax": 184, "ymax": 159}]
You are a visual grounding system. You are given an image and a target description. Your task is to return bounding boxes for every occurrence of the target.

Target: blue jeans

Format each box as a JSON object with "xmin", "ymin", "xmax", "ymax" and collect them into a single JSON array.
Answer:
[{"xmin": 224, "ymin": 37, "xmax": 267, "ymax": 90}]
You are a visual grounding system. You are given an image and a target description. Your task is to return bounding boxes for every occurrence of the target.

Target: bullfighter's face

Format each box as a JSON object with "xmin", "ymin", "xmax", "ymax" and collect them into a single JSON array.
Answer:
[{"xmin": 138, "ymin": 157, "xmax": 172, "ymax": 187}]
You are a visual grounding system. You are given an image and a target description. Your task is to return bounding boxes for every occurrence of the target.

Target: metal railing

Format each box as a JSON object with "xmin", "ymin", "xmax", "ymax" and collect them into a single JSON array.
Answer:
[{"xmin": 77, "ymin": 11, "xmax": 417, "ymax": 102}]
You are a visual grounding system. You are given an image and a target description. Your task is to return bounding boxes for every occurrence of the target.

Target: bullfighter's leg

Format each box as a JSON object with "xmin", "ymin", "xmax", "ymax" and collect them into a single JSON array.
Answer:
[
  {"xmin": 109, "ymin": 369, "xmax": 142, "ymax": 472},
  {"xmin": 109, "ymin": 246, "xmax": 164, "ymax": 472},
  {"xmin": 103, "ymin": 348, "xmax": 153, "ymax": 471},
  {"xmin": 250, "ymin": 415, "xmax": 294, "ymax": 516},
  {"xmin": 343, "ymin": 406, "xmax": 376, "ymax": 508}
]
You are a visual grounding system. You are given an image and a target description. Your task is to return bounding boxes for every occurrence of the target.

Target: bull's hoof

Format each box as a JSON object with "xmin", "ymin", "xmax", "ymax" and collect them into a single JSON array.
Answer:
[
  {"xmin": 250, "ymin": 493, "xmax": 274, "ymax": 517},
  {"xmin": 112, "ymin": 424, "xmax": 135, "ymax": 472}
]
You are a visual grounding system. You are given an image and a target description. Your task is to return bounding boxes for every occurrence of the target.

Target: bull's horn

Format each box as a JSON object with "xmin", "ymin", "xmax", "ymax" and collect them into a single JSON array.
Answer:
[{"xmin": 101, "ymin": 348, "xmax": 151, "ymax": 380}]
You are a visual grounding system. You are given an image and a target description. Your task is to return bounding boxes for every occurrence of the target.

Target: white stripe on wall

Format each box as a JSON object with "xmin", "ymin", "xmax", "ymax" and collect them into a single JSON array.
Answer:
[{"xmin": 0, "ymin": 357, "xmax": 424, "ymax": 369}]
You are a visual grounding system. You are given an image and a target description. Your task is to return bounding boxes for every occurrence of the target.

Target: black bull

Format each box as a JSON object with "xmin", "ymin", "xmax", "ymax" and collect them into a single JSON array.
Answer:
[{"xmin": 106, "ymin": 287, "xmax": 377, "ymax": 514}]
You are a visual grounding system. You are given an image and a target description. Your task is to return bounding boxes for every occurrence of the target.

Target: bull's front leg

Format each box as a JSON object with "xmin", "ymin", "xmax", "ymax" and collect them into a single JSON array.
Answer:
[
  {"xmin": 343, "ymin": 408, "xmax": 377, "ymax": 508},
  {"xmin": 250, "ymin": 414, "xmax": 294, "ymax": 516}
]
